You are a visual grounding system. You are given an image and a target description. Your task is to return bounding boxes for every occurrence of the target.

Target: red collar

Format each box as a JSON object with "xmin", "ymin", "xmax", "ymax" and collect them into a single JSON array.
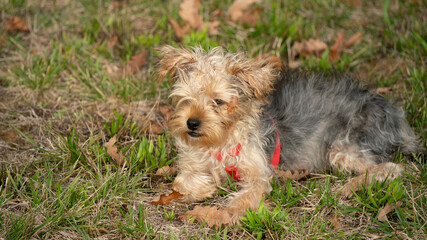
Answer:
[{"xmin": 215, "ymin": 115, "xmax": 281, "ymax": 182}]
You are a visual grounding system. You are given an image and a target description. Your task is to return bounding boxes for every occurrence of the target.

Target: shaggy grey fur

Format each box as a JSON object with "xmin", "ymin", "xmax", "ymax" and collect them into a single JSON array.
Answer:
[{"xmin": 261, "ymin": 69, "xmax": 420, "ymax": 172}]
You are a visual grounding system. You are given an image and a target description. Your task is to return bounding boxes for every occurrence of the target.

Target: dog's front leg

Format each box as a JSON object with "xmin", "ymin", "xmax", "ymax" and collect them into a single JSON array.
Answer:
[
  {"xmin": 172, "ymin": 169, "xmax": 218, "ymax": 202},
  {"xmin": 225, "ymin": 161, "xmax": 273, "ymax": 221}
]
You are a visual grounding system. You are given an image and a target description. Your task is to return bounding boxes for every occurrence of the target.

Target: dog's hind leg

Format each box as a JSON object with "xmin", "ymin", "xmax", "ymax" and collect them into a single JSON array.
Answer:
[{"xmin": 328, "ymin": 142, "xmax": 403, "ymax": 198}]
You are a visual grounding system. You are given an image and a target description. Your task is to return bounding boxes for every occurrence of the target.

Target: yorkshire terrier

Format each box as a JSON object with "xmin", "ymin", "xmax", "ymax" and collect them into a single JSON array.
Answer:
[{"xmin": 157, "ymin": 45, "xmax": 420, "ymax": 222}]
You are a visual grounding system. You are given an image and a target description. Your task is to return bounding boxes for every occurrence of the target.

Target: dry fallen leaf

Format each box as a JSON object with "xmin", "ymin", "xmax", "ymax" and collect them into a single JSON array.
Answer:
[
  {"xmin": 291, "ymin": 38, "xmax": 328, "ymax": 59},
  {"xmin": 179, "ymin": 0, "xmax": 203, "ymax": 29},
  {"xmin": 378, "ymin": 201, "xmax": 402, "ymax": 222},
  {"xmin": 329, "ymin": 32, "xmax": 346, "ymax": 62},
  {"xmin": 202, "ymin": 20, "xmax": 220, "ymax": 35},
  {"xmin": 118, "ymin": 51, "xmax": 147, "ymax": 75},
  {"xmin": 155, "ymin": 165, "xmax": 177, "ymax": 176},
  {"xmin": 108, "ymin": 35, "xmax": 118, "ymax": 48},
  {"xmin": 275, "ymin": 169, "xmax": 309, "ymax": 181},
  {"xmin": 343, "ymin": 0, "xmax": 362, "ymax": 7},
  {"xmin": 227, "ymin": 95, "xmax": 239, "ymax": 116},
  {"xmin": 109, "ymin": 0, "xmax": 126, "ymax": 10},
  {"xmin": 159, "ymin": 105, "xmax": 173, "ymax": 123},
  {"xmin": 169, "ymin": 19, "xmax": 190, "ymax": 40},
  {"xmin": 151, "ymin": 190, "xmax": 183, "ymax": 205},
  {"xmin": 0, "ymin": 35, "xmax": 7, "ymax": 47},
  {"xmin": 344, "ymin": 32, "xmax": 363, "ymax": 48},
  {"xmin": 149, "ymin": 121, "xmax": 164, "ymax": 135},
  {"xmin": 179, "ymin": 206, "xmax": 234, "ymax": 227},
  {"xmin": 376, "ymin": 87, "xmax": 392, "ymax": 94},
  {"xmin": 5, "ymin": 16, "xmax": 30, "ymax": 33},
  {"xmin": 105, "ymin": 136, "xmax": 124, "ymax": 166},
  {"xmin": 226, "ymin": 0, "xmax": 261, "ymax": 23},
  {"xmin": 240, "ymin": 7, "xmax": 262, "ymax": 26},
  {"xmin": 330, "ymin": 32, "xmax": 363, "ymax": 61},
  {"xmin": 329, "ymin": 215, "xmax": 342, "ymax": 229}
]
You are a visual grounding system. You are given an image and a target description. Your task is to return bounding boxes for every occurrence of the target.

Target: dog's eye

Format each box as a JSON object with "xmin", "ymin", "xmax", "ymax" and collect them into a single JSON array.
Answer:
[{"xmin": 214, "ymin": 99, "xmax": 224, "ymax": 106}]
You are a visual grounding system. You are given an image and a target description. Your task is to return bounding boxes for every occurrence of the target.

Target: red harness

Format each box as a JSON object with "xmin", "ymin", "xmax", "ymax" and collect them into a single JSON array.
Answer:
[{"xmin": 215, "ymin": 115, "xmax": 281, "ymax": 181}]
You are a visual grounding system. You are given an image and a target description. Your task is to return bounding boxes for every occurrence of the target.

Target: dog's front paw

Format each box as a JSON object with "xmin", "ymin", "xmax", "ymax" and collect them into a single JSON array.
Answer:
[
  {"xmin": 180, "ymin": 206, "xmax": 240, "ymax": 227},
  {"xmin": 172, "ymin": 175, "xmax": 217, "ymax": 202}
]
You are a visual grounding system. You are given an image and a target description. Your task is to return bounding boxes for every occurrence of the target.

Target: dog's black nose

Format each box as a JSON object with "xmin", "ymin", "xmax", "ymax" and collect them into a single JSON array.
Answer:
[{"xmin": 187, "ymin": 118, "xmax": 201, "ymax": 131}]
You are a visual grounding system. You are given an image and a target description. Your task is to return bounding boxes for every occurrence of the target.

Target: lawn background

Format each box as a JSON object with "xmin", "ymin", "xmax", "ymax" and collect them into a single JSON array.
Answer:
[{"xmin": 0, "ymin": 0, "xmax": 426, "ymax": 239}]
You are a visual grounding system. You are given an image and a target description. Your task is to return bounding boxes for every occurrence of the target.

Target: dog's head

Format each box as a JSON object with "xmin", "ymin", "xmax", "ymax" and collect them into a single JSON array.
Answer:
[{"xmin": 157, "ymin": 45, "xmax": 276, "ymax": 147}]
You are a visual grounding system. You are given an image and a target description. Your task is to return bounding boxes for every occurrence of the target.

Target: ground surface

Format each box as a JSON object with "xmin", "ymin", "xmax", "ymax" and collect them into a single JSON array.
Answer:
[{"xmin": 0, "ymin": 0, "xmax": 426, "ymax": 239}]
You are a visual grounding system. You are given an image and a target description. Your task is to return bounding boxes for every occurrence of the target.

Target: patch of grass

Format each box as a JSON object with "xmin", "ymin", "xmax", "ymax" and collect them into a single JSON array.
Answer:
[{"xmin": 0, "ymin": 0, "xmax": 425, "ymax": 239}]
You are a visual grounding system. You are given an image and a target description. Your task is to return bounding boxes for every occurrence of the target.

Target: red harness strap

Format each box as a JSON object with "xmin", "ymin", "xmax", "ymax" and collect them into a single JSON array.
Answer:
[
  {"xmin": 215, "ymin": 143, "xmax": 242, "ymax": 181},
  {"xmin": 266, "ymin": 113, "xmax": 281, "ymax": 169},
  {"xmin": 215, "ymin": 115, "xmax": 281, "ymax": 181}
]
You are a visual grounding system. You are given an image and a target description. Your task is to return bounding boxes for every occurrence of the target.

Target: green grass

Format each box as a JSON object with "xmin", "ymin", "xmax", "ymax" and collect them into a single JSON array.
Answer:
[{"xmin": 0, "ymin": 0, "xmax": 426, "ymax": 239}]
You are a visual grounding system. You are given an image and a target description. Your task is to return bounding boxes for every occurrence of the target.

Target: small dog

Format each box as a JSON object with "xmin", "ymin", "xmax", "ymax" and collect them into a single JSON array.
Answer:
[{"xmin": 157, "ymin": 45, "xmax": 420, "ymax": 221}]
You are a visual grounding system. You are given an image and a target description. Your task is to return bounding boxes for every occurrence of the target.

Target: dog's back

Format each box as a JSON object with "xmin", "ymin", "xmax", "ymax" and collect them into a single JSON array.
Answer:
[{"xmin": 261, "ymin": 69, "xmax": 419, "ymax": 172}]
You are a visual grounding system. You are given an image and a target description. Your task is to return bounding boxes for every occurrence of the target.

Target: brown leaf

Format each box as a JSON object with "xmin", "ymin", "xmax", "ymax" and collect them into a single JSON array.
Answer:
[
  {"xmin": 343, "ymin": 0, "xmax": 362, "ymax": 7},
  {"xmin": 151, "ymin": 190, "xmax": 183, "ymax": 205},
  {"xmin": 5, "ymin": 16, "xmax": 30, "ymax": 32},
  {"xmin": 109, "ymin": 0, "xmax": 126, "ymax": 10},
  {"xmin": 227, "ymin": 95, "xmax": 239, "ymax": 116},
  {"xmin": 291, "ymin": 38, "xmax": 327, "ymax": 60},
  {"xmin": 169, "ymin": 18, "xmax": 190, "ymax": 41},
  {"xmin": 226, "ymin": 0, "xmax": 261, "ymax": 23},
  {"xmin": 159, "ymin": 105, "xmax": 173, "ymax": 123},
  {"xmin": 105, "ymin": 136, "xmax": 124, "ymax": 166},
  {"xmin": 118, "ymin": 51, "xmax": 147, "ymax": 75},
  {"xmin": 329, "ymin": 32, "xmax": 346, "ymax": 62},
  {"xmin": 108, "ymin": 35, "xmax": 118, "ymax": 48},
  {"xmin": 149, "ymin": 121, "xmax": 164, "ymax": 135},
  {"xmin": 155, "ymin": 165, "xmax": 177, "ymax": 176},
  {"xmin": 378, "ymin": 201, "xmax": 402, "ymax": 222},
  {"xmin": 202, "ymin": 20, "xmax": 220, "ymax": 35},
  {"xmin": 275, "ymin": 169, "xmax": 309, "ymax": 181},
  {"xmin": 344, "ymin": 32, "xmax": 363, "ymax": 48},
  {"xmin": 240, "ymin": 7, "xmax": 262, "ymax": 26},
  {"xmin": 376, "ymin": 87, "xmax": 392, "ymax": 94},
  {"xmin": 0, "ymin": 35, "xmax": 7, "ymax": 47},
  {"xmin": 179, "ymin": 0, "xmax": 203, "ymax": 30},
  {"xmin": 288, "ymin": 60, "xmax": 302, "ymax": 69},
  {"xmin": 179, "ymin": 206, "xmax": 234, "ymax": 227},
  {"xmin": 329, "ymin": 215, "xmax": 342, "ymax": 229}
]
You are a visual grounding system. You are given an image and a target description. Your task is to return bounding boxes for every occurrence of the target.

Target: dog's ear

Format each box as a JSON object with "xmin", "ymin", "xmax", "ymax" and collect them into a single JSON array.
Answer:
[
  {"xmin": 227, "ymin": 57, "xmax": 276, "ymax": 101},
  {"xmin": 156, "ymin": 45, "xmax": 197, "ymax": 82}
]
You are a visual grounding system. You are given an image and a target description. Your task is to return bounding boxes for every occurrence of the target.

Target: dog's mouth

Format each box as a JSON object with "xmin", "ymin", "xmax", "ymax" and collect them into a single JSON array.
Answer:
[{"xmin": 187, "ymin": 131, "xmax": 202, "ymax": 138}]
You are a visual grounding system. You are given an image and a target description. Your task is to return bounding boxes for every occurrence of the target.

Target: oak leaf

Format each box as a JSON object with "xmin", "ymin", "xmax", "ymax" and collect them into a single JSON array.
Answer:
[
  {"xmin": 179, "ymin": 206, "xmax": 234, "ymax": 227},
  {"xmin": 226, "ymin": 0, "xmax": 261, "ymax": 23},
  {"xmin": 0, "ymin": 35, "xmax": 7, "ymax": 47},
  {"xmin": 105, "ymin": 136, "xmax": 124, "ymax": 166},
  {"xmin": 151, "ymin": 190, "xmax": 183, "ymax": 205},
  {"xmin": 179, "ymin": 0, "xmax": 203, "ymax": 29},
  {"xmin": 118, "ymin": 51, "xmax": 147, "ymax": 75},
  {"xmin": 344, "ymin": 32, "xmax": 363, "ymax": 48},
  {"xmin": 329, "ymin": 32, "xmax": 346, "ymax": 62},
  {"xmin": 169, "ymin": 19, "xmax": 190, "ymax": 40},
  {"xmin": 291, "ymin": 38, "xmax": 328, "ymax": 59},
  {"xmin": 5, "ymin": 16, "xmax": 30, "ymax": 32},
  {"xmin": 275, "ymin": 169, "xmax": 309, "ymax": 181},
  {"xmin": 149, "ymin": 121, "xmax": 164, "ymax": 135},
  {"xmin": 108, "ymin": 35, "xmax": 118, "ymax": 48},
  {"xmin": 155, "ymin": 165, "xmax": 177, "ymax": 176},
  {"xmin": 378, "ymin": 201, "xmax": 402, "ymax": 222},
  {"xmin": 159, "ymin": 105, "xmax": 173, "ymax": 123}
]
